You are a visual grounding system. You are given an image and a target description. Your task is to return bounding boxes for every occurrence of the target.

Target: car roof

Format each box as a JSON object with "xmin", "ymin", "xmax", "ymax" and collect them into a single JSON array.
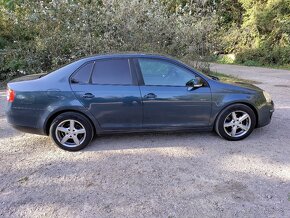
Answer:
[{"xmin": 80, "ymin": 53, "xmax": 174, "ymax": 61}]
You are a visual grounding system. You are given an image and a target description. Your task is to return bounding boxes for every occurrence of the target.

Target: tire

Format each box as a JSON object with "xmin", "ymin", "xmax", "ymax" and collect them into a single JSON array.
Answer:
[
  {"xmin": 215, "ymin": 104, "xmax": 256, "ymax": 141},
  {"xmin": 49, "ymin": 112, "xmax": 94, "ymax": 151}
]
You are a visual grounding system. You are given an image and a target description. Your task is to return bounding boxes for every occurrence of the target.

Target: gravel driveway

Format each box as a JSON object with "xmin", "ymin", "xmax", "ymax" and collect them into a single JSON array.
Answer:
[{"xmin": 1, "ymin": 64, "xmax": 290, "ymax": 217}]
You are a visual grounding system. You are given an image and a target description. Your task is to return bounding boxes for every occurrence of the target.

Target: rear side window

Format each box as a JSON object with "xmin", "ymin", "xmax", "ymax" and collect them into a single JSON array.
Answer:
[
  {"xmin": 92, "ymin": 59, "xmax": 132, "ymax": 85},
  {"xmin": 71, "ymin": 62, "xmax": 94, "ymax": 84}
]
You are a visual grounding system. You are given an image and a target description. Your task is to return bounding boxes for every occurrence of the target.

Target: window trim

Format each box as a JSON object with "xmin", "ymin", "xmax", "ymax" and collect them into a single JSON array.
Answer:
[
  {"xmin": 69, "ymin": 61, "xmax": 95, "ymax": 85},
  {"xmin": 132, "ymin": 58, "xmax": 144, "ymax": 86},
  {"xmin": 135, "ymin": 57, "xmax": 208, "ymax": 87}
]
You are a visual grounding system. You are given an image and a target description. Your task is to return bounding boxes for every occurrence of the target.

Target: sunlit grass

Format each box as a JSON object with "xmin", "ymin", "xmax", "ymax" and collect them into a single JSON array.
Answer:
[
  {"xmin": 207, "ymin": 71, "xmax": 257, "ymax": 84},
  {"xmin": 215, "ymin": 57, "xmax": 290, "ymax": 71}
]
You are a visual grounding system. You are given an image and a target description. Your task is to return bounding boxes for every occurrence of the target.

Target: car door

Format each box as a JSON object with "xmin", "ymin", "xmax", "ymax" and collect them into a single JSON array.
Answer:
[
  {"xmin": 135, "ymin": 58, "xmax": 212, "ymax": 128},
  {"xmin": 70, "ymin": 58, "xmax": 142, "ymax": 130}
]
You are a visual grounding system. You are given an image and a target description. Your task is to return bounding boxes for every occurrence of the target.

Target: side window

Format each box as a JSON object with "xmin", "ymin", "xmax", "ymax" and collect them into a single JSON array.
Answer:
[
  {"xmin": 138, "ymin": 59, "xmax": 195, "ymax": 86},
  {"xmin": 71, "ymin": 62, "xmax": 94, "ymax": 84},
  {"xmin": 92, "ymin": 59, "xmax": 132, "ymax": 85}
]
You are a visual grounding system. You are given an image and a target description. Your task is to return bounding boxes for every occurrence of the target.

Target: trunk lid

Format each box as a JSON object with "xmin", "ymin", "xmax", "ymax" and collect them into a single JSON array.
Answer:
[{"xmin": 9, "ymin": 73, "xmax": 47, "ymax": 83}]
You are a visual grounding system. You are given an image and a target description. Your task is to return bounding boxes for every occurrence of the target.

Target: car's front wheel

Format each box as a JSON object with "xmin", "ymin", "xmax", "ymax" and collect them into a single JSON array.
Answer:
[
  {"xmin": 49, "ymin": 112, "xmax": 94, "ymax": 151},
  {"xmin": 215, "ymin": 104, "xmax": 256, "ymax": 141}
]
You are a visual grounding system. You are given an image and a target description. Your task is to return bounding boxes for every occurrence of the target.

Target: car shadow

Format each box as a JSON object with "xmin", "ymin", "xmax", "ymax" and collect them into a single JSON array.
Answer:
[
  {"xmin": 0, "ymin": 117, "xmax": 23, "ymax": 139},
  {"xmin": 86, "ymin": 131, "xmax": 216, "ymax": 152}
]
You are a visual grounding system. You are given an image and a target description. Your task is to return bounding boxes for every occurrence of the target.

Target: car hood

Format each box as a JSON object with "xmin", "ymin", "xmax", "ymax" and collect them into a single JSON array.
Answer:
[
  {"xmin": 210, "ymin": 79, "xmax": 264, "ymax": 94},
  {"xmin": 225, "ymin": 81, "xmax": 263, "ymax": 92}
]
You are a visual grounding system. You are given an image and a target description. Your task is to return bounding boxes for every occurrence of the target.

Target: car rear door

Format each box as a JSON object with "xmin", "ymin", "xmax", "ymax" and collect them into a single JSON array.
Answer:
[
  {"xmin": 135, "ymin": 58, "xmax": 212, "ymax": 128},
  {"xmin": 70, "ymin": 58, "xmax": 142, "ymax": 131}
]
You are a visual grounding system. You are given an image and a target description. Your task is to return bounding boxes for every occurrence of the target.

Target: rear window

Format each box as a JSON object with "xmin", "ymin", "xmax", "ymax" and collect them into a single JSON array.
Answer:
[
  {"xmin": 92, "ymin": 59, "xmax": 132, "ymax": 85},
  {"xmin": 71, "ymin": 62, "xmax": 94, "ymax": 84}
]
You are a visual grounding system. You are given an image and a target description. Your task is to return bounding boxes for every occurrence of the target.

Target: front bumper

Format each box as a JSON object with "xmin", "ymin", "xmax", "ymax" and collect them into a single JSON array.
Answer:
[{"xmin": 257, "ymin": 100, "xmax": 274, "ymax": 128}]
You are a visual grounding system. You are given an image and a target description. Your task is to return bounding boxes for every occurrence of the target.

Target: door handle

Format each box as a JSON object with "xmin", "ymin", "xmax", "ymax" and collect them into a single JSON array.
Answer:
[
  {"xmin": 82, "ymin": 93, "xmax": 95, "ymax": 99},
  {"xmin": 144, "ymin": 93, "xmax": 157, "ymax": 99}
]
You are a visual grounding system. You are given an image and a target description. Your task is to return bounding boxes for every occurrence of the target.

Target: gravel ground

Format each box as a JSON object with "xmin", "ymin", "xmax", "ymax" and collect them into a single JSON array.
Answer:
[{"xmin": 1, "ymin": 64, "xmax": 290, "ymax": 217}]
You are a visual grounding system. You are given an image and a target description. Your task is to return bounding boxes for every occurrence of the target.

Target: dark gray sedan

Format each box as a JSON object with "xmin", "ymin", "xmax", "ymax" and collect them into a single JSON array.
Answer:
[{"xmin": 5, "ymin": 54, "xmax": 274, "ymax": 151}]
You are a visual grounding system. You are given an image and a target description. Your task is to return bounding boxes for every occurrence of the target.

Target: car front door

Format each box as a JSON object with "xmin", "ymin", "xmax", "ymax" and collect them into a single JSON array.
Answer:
[
  {"xmin": 135, "ymin": 58, "xmax": 212, "ymax": 128},
  {"xmin": 70, "ymin": 58, "xmax": 142, "ymax": 131}
]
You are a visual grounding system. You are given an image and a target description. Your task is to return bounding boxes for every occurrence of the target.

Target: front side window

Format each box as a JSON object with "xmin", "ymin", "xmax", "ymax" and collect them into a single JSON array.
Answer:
[
  {"xmin": 92, "ymin": 59, "xmax": 132, "ymax": 85},
  {"xmin": 138, "ymin": 58, "xmax": 195, "ymax": 86},
  {"xmin": 71, "ymin": 62, "xmax": 94, "ymax": 84}
]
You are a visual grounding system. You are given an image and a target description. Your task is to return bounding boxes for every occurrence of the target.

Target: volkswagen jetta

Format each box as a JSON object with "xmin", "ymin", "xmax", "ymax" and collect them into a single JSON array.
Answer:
[{"xmin": 6, "ymin": 54, "xmax": 274, "ymax": 151}]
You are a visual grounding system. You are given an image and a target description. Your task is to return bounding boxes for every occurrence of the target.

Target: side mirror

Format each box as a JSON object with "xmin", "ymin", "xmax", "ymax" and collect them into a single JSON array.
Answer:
[{"xmin": 186, "ymin": 77, "xmax": 204, "ymax": 90}]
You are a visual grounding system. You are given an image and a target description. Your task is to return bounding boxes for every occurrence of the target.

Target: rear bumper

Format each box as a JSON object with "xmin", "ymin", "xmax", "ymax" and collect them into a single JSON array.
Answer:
[
  {"xmin": 257, "ymin": 100, "xmax": 274, "ymax": 128},
  {"xmin": 10, "ymin": 124, "xmax": 45, "ymax": 135},
  {"xmin": 6, "ymin": 106, "xmax": 46, "ymax": 135}
]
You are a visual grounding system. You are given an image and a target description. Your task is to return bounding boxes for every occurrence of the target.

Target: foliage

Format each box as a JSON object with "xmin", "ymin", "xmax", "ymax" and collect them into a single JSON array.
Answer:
[
  {"xmin": 216, "ymin": 54, "xmax": 235, "ymax": 64},
  {"xmin": 218, "ymin": 0, "xmax": 290, "ymax": 65},
  {"xmin": 0, "ymin": 0, "xmax": 217, "ymax": 81},
  {"xmin": 236, "ymin": 46, "xmax": 290, "ymax": 66},
  {"xmin": 0, "ymin": 0, "xmax": 289, "ymax": 81}
]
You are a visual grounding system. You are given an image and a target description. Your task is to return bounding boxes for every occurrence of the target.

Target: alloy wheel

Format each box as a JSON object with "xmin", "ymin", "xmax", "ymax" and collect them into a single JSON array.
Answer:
[
  {"xmin": 55, "ymin": 119, "xmax": 86, "ymax": 147},
  {"xmin": 223, "ymin": 110, "xmax": 251, "ymax": 138}
]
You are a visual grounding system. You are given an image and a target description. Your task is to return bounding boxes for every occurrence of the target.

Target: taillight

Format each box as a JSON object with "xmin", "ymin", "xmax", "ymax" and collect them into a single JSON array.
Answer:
[{"xmin": 6, "ymin": 88, "xmax": 15, "ymax": 102}]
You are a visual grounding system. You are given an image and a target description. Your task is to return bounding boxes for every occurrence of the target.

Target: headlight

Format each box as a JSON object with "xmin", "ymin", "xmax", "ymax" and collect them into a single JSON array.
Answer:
[{"xmin": 263, "ymin": 91, "xmax": 272, "ymax": 103}]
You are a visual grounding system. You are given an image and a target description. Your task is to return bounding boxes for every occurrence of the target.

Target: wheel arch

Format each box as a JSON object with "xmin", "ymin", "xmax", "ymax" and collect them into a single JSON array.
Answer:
[
  {"xmin": 44, "ymin": 109, "xmax": 97, "ymax": 136},
  {"xmin": 214, "ymin": 102, "xmax": 259, "ymax": 128}
]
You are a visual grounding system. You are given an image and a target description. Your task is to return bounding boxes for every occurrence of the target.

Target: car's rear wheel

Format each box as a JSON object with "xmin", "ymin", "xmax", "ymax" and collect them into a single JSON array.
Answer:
[
  {"xmin": 49, "ymin": 112, "xmax": 93, "ymax": 151},
  {"xmin": 215, "ymin": 104, "xmax": 256, "ymax": 141}
]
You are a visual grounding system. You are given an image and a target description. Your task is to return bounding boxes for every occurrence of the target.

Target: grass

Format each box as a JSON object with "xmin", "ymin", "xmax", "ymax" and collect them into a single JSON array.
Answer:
[
  {"xmin": 242, "ymin": 62, "xmax": 290, "ymax": 71},
  {"xmin": 185, "ymin": 59, "xmax": 256, "ymax": 84},
  {"xmin": 206, "ymin": 71, "xmax": 257, "ymax": 84},
  {"xmin": 215, "ymin": 56, "xmax": 290, "ymax": 71}
]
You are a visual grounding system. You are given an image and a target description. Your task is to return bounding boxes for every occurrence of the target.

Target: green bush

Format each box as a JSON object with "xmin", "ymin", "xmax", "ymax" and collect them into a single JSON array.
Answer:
[
  {"xmin": 0, "ymin": 0, "xmax": 217, "ymax": 81},
  {"xmin": 216, "ymin": 55, "xmax": 235, "ymax": 64},
  {"xmin": 1, "ymin": 0, "xmax": 289, "ymax": 82},
  {"xmin": 236, "ymin": 46, "xmax": 290, "ymax": 66},
  {"xmin": 217, "ymin": 0, "xmax": 290, "ymax": 67}
]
